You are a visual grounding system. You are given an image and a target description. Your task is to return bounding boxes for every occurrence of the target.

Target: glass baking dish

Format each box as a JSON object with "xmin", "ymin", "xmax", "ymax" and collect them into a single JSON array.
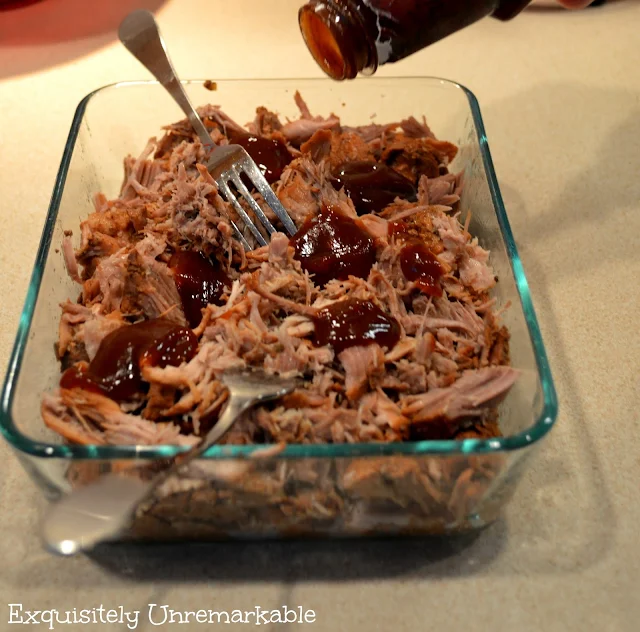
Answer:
[{"xmin": 0, "ymin": 78, "xmax": 557, "ymax": 540}]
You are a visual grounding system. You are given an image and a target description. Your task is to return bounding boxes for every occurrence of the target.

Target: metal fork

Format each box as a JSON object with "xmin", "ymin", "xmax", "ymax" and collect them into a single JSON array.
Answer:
[
  {"xmin": 41, "ymin": 369, "xmax": 297, "ymax": 555},
  {"xmin": 118, "ymin": 10, "xmax": 297, "ymax": 250}
]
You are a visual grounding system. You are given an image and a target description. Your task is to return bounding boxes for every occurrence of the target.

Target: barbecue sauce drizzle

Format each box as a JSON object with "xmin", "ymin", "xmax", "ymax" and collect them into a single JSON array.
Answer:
[
  {"xmin": 399, "ymin": 241, "xmax": 443, "ymax": 297},
  {"xmin": 60, "ymin": 319, "xmax": 198, "ymax": 402},
  {"xmin": 226, "ymin": 129, "xmax": 293, "ymax": 184},
  {"xmin": 290, "ymin": 204, "xmax": 376, "ymax": 286},
  {"xmin": 169, "ymin": 250, "xmax": 229, "ymax": 328},
  {"xmin": 313, "ymin": 298, "xmax": 400, "ymax": 354},
  {"xmin": 330, "ymin": 161, "xmax": 417, "ymax": 215}
]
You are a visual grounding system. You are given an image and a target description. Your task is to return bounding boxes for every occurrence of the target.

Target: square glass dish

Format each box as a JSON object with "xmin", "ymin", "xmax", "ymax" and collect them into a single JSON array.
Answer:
[{"xmin": 0, "ymin": 78, "xmax": 557, "ymax": 540}]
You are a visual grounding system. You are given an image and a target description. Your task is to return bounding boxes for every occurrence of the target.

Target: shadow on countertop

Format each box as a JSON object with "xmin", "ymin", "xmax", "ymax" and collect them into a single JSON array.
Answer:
[
  {"xmin": 0, "ymin": 0, "xmax": 166, "ymax": 80},
  {"xmin": 86, "ymin": 525, "xmax": 505, "ymax": 583}
]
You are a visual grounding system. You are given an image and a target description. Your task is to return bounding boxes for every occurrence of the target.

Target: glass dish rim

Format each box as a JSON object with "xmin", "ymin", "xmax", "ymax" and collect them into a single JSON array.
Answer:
[{"xmin": 0, "ymin": 76, "xmax": 558, "ymax": 461}]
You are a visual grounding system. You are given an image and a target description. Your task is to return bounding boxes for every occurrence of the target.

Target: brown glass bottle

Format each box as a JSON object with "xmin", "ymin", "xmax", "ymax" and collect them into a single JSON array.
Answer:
[{"xmin": 299, "ymin": 0, "xmax": 532, "ymax": 80}]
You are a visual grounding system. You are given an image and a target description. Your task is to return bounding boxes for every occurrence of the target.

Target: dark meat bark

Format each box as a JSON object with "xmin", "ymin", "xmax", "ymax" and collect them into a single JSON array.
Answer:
[
  {"xmin": 301, "ymin": 129, "xmax": 375, "ymax": 170},
  {"xmin": 381, "ymin": 136, "xmax": 458, "ymax": 184}
]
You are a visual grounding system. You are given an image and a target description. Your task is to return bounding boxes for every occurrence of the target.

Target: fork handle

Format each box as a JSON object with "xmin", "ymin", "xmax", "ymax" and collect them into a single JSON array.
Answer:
[
  {"xmin": 41, "ymin": 393, "xmax": 251, "ymax": 556},
  {"xmin": 118, "ymin": 9, "xmax": 215, "ymax": 152}
]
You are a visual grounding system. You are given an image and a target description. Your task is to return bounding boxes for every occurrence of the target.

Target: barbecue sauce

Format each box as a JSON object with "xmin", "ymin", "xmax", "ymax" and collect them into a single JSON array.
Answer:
[
  {"xmin": 226, "ymin": 129, "xmax": 293, "ymax": 184},
  {"xmin": 299, "ymin": 0, "xmax": 532, "ymax": 80},
  {"xmin": 399, "ymin": 241, "xmax": 443, "ymax": 297},
  {"xmin": 409, "ymin": 417, "xmax": 455, "ymax": 441},
  {"xmin": 60, "ymin": 319, "xmax": 198, "ymax": 402},
  {"xmin": 59, "ymin": 366, "xmax": 103, "ymax": 396},
  {"xmin": 388, "ymin": 220, "xmax": 408, "ymax": 237},
  {"xmin": 169, "ymin": 250, "xmax": 230, "ymax": 328},
  {"xmin": 290, "ymin": 204, "xmax": 376, "ymax": 286},
  {"xmin": 330, "ymin": 161, "xmax": 417, "ymax": 214},
  {"xmin": 313, "ymin": 298, "xmax": 400, "ymax": 354}
]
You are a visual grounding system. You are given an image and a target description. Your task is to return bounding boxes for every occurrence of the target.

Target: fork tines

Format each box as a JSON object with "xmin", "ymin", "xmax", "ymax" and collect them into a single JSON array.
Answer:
[{"xmin": 210, "ymin": 145, "xmax": 297, "ymax": 250}]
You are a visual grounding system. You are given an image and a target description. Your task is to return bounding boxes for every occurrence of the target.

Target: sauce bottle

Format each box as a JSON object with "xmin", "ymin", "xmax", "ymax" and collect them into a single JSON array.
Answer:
[{"xmin": 299, "ymin": 0, "xmax": 532, "ymax": 80}]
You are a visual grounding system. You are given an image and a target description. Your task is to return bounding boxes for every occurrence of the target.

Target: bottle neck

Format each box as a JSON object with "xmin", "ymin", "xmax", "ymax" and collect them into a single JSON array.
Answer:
[
  {"xmin": 299, "ymin": 1, "xmax": 378, "ymax": 80},
  {"xmin": 300, "ymin": 0, "xmax": 533, "ymax": 80}
]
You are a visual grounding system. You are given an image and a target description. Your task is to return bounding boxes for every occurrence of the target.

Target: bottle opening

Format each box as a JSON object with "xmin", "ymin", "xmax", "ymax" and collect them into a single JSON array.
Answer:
[{"xmin": 299, "ymin": 5, "xmax": 352, "ymax": 80}]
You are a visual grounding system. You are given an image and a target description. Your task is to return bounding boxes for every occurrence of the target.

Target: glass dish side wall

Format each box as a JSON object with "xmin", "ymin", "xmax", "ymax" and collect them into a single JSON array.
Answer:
[
  {"xmin": 58, "ymin": 448, "xmax": 535, "ymax": 540},
  {"xmin": 2, "ymin": 79, "xmax": 555, "ymax": 539}
]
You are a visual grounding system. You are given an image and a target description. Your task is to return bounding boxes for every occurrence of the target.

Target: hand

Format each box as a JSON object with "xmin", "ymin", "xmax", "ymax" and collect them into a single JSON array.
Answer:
[{"xmin": 557, "ymin": 0, "xmax": 593, "ymax": 7}]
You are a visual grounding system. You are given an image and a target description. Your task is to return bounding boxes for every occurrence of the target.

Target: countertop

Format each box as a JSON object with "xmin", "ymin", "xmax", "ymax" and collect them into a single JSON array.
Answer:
[{"xmin": 1, "ymin": 1, "xmax": 639, "ymax": 630}]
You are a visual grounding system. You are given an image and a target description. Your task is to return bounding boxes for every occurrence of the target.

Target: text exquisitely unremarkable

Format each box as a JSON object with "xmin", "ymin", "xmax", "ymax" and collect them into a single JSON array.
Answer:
[{"xmin": 8, "ymin": 603, "xmax": 317, "ymax": 629}]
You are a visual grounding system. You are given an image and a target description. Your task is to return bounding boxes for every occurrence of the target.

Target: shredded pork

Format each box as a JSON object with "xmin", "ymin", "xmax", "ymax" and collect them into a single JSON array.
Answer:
[{"xmin": 43, "ymin": 91, "xmax": 516, "ymax": 449}]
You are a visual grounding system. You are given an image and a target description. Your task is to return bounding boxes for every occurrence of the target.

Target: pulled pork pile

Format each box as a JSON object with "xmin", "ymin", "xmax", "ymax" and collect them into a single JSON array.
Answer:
[{"xmin": 42, "ymin": 92, "xmax": 517, "ymax": 449}]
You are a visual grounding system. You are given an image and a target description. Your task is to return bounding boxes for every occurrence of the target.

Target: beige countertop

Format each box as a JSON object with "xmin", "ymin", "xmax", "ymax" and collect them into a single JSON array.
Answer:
[{"xmin": 1, "ymin": 0, "xmax": 639, "ymax": 630}]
